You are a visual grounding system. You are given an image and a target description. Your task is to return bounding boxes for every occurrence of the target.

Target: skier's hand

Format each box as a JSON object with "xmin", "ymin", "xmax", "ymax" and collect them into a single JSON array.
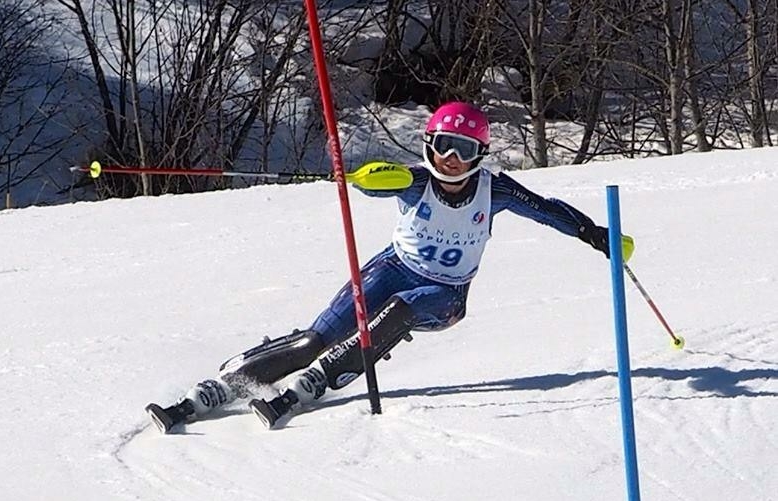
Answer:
[{"xmin": 579, "ymin": 225, "xmax": 634, "ymax": 262}]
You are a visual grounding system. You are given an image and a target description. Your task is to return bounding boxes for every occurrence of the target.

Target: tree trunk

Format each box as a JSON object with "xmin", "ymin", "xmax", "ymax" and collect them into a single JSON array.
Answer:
[
  {"xmin": 527, "ymin": 0, "xmax": 548, "ymax": 167},
  {"xmin": 681, "ymin": 0, "xmax": 711, "ymax": 151},
  {"xmin": 55, "ymin": 0, "xmax": 121, "ymax": 152},
  {"xmin": 663, "ymin": 0, "xmax": 684, "ymax": 154},
  {"xmin": 746, "ymin": 0, "xmax": 767, "ymax": 147},
  {"xmin": 125, "ymin": 0, "xmax": 149, "ymax": 195},
  {"xmin": 572, "ymin": 71, "xmax": 603, "ymax": 164}
]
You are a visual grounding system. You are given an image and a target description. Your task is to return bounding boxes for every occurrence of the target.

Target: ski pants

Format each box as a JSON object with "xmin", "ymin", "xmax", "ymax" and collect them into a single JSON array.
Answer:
[{"xmin": 310, "ymin": 245, "xmax": 470, "ymax": 346}]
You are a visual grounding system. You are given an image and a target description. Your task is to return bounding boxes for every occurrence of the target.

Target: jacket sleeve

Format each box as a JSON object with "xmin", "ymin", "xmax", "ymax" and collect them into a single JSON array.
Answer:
[{"xmin": 492, "ymin": 172, "xmax": 596, "ymax": 237}]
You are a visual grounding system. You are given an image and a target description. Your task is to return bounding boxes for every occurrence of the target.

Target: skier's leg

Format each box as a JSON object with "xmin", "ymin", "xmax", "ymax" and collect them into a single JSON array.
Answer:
[
  {"xmin": 251, "ymin": 284, "xmax": 468, "ymax": 427},
  {"xmin": 317, "ymin": 284, "xmax": 468, "ymax": 392},
  {"xmin": 218, "ymin": 329, "xmax": 325, "ymax": 392},
  {"xmin": 227, "ymin": 247, "xmax": 407, "ymax": 394},
  {"xmin": 149, "ymin": 247, "xmax": 416, "ymax": 432},
  {"xmin": 319, "ymin": 295, "xmax": 416, "ymax": 389},
  {"xmin": 146, "ymin": 249, "xmax": 398, "ymax": 433},
  {"xmin": 250, "ymin": 295, "xmax": 415, "ymax": 427},
  {"xmin": 146, "ymin": 329, "xmax": 325, "ymax": 433},
  {"xmin": 309, "ymin": 246, "xmax": 407, "ymax": 346},
  {"xmin": 394, "ymin": 282, "xmax": 469, "ymax": 332}
]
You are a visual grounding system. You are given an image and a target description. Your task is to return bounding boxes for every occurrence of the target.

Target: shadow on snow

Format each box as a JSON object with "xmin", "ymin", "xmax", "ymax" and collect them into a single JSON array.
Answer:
[{"xmin": 318, "ymin": 365, "xmax": 778, "ymax": 410}]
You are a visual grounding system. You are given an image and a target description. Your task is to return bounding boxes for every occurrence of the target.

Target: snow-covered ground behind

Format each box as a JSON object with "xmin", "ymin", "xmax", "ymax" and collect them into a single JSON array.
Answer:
[{"xmin": 1, "ymin": 146, "xmax": 777, "ymax": 500}]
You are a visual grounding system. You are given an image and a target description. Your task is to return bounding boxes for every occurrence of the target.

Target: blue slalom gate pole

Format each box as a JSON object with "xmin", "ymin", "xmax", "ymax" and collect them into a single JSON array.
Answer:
[{"xmin": 606, "ymin": 186, "xmax": 641, "ymax": 501}]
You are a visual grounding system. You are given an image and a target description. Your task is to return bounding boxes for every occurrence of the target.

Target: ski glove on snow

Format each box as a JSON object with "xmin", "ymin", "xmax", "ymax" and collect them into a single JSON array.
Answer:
[{"xmin": 579, "ymin": 225, "xmax": 635, "ymax": 262}]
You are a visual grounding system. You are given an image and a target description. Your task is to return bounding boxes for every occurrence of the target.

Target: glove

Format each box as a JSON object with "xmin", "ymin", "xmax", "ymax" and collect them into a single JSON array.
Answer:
[{"xmin": 578, "ymin": 225, "xmax": 634, "ymax": 262}]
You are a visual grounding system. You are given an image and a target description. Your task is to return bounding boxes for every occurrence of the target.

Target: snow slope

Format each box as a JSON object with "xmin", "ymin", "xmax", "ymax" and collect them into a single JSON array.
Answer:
[{"xmin": 1, "ymin": 148, "xmax": 776, "ymax": 500}]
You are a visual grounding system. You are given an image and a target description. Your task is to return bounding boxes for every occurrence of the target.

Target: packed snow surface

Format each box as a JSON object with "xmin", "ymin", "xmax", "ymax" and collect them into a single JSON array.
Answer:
[{"xmin": 1, "ymin": 148, "xmax": 776, "ymax": 500}]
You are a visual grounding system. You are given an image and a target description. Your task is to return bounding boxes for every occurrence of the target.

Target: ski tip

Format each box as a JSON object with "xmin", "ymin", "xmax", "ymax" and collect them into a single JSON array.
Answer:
[{"xmin": 145, "ymin": 403, "xmax": 174, "ymax": 434}]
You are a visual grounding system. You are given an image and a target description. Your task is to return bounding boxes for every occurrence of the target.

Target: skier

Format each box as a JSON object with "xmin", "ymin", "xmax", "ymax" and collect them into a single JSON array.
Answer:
[{"xmin": 146, "ymin": 101, "xmax": 634, "ymax": 432}]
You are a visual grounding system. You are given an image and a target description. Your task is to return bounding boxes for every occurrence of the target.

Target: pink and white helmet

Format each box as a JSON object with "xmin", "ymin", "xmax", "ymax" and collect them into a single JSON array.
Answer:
[{"xmin": 422, "ymin": 102, "xmax": 490, "ymax": 183}]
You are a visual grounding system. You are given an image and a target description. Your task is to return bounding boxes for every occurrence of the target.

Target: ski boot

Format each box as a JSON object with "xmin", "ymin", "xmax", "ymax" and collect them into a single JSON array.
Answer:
[
  {"xmin": 146, "ymin": 378, "xmax": 235, "ymax": 434},
  {"xmin": 249, "ymin": 390, "xmax": 299, "ymax": 429},
  {"xmin": 145, "ymin": 399, "xmax": 196, "ymax": 434},
  {"xmin": 249, "ymin": 363, "xmax": 327, "ymax": 429}
]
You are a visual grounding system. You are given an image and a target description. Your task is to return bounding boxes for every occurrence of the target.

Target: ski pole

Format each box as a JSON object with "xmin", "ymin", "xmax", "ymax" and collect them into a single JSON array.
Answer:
[
  {"xmin": 623, "ymin": 263, "xmax": 685, "ymax": 350},
  {"xmin": 69, "ymin": 160, "xmax": 412, "ymax": 190}
]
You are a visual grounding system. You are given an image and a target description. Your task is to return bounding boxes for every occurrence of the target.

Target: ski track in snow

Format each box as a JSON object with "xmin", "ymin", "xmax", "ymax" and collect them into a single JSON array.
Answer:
[
  {"xmin": 634, "ymin": 321, "xmax": 778, "ymax": 501},
  {"xmin": 113, "ymin": 319, "xmax": 777, "ymax": 500}
]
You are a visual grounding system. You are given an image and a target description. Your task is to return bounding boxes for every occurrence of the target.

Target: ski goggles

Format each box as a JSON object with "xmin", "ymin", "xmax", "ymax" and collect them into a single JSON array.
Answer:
[{"xmin": 426, "ymin": 132, "xmax": 486, "ymax": 163}]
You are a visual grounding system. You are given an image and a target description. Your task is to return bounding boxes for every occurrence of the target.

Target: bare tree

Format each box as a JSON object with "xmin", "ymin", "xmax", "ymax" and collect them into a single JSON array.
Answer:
[
  {"xmin": 524, "ymin": 0, "xmax": 550, "ymax": 166},
  {"xmin": 228, "ymin": 3, "xmax": 309, "ymax": 173},
  {"xmin": 708, "ymin": 0, "xmax": 775, "ymax": 149},
  {"xmin": 662, "ymin": 0, "xmax": 686, "ymax": 154},
  {"xmin": 681, "ymin": 0, "xmax": 712, "ymax": 152},
  {"xmin": 494, "ymin": 0, "xmax": 596, "ymax": 167},
  {"xmin": 569, "ymin": 0, "xmax": 628, "ymax": 164},
  {"xmin": 744, "ymin": 0, "xmax": 772, "ymax": 146},
  {"xmin": 54, "ymin": 0, "xmax": 124, "ymax": 153},
  {"xmin": 369, "ymin": 0, "xmax": 500, "ymax": 105},
  {"xmin": 0, "ymin": 0, "xmax": 75, "ymax": 208},
  {"xmin": 13, "ymin": 0, "xmax": 778, "ymax": 204},
  {"xmin": 54, "ymin": 0, "xmax": 315, "ymax": 199}
]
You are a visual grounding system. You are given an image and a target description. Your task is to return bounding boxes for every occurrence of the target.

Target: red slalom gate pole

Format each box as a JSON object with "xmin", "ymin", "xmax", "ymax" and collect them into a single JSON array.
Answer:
[{"xmin": 303, "ymin": 0, "xmax": 381, "ymax": 414}]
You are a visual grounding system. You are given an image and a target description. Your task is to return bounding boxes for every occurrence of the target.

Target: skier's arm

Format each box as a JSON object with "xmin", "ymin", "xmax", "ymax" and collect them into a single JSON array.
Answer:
[
  {"xmin": 492, "ymin": 172, "xmax": 595, "ymax": 234},
  {"xmin": 492, "ymin": 172, "xmax": 632, "ymax": 259}
]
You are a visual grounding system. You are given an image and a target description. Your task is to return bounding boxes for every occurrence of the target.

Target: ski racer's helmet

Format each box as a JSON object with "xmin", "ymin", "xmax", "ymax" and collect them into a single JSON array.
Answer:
[{"xmin": 422, "ymin": 101, "xmax": 490, "ymax": 183}]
